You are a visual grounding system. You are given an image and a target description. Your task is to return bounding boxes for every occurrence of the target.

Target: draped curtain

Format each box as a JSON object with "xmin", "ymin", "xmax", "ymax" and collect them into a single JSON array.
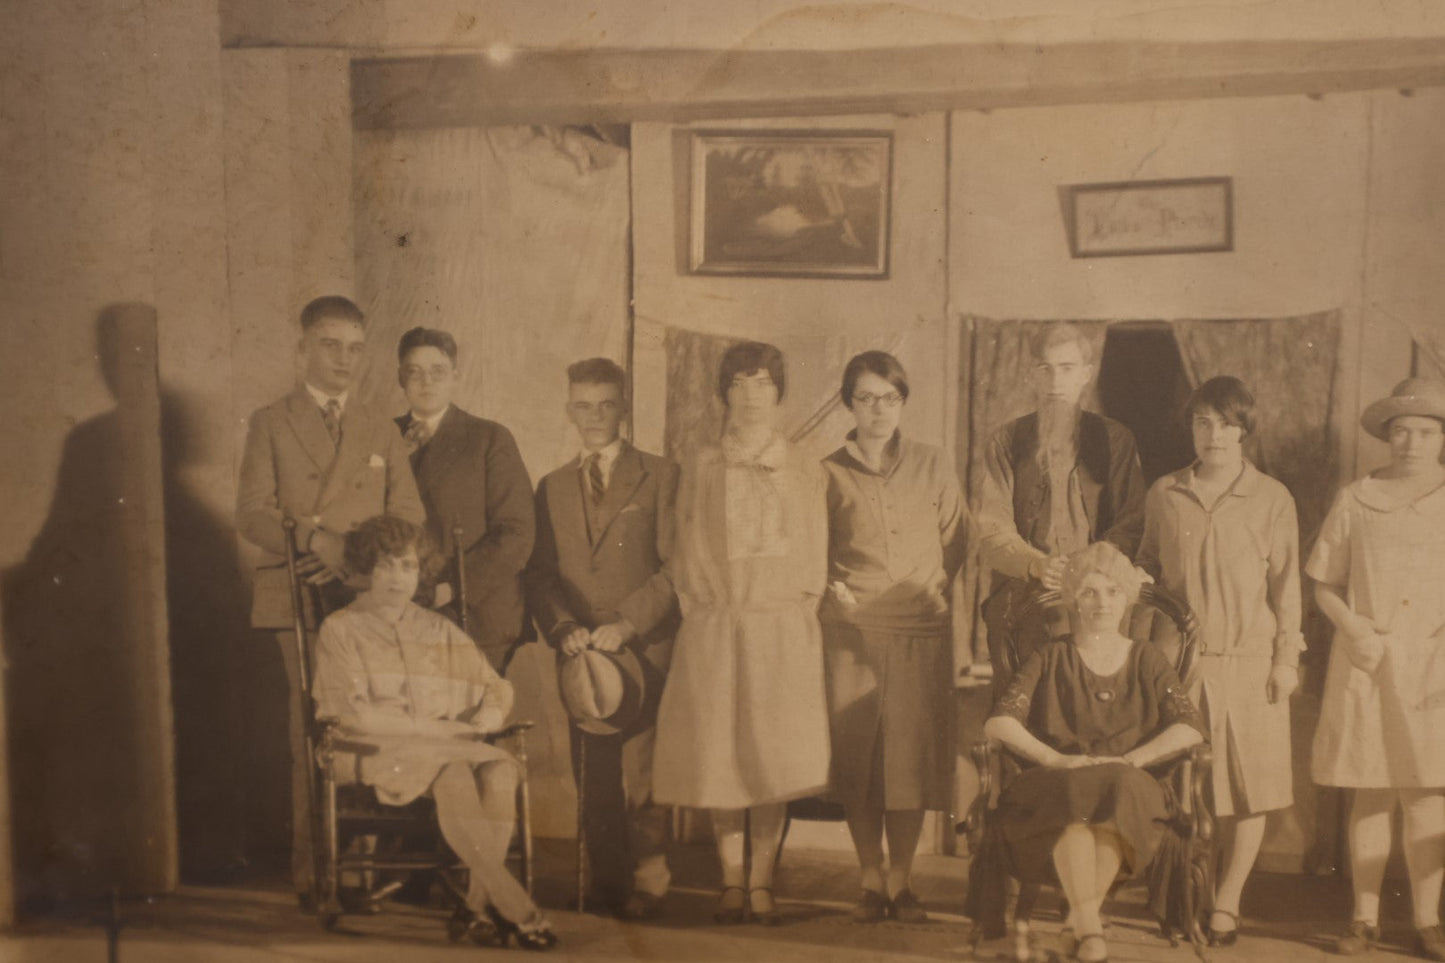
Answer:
[
  {"xmin": 957, "ymin": 312, "xmax": 1340, "ymax": 673},
  {"xmin": 1170, "ymin": 310, "xmax": 1341, "ymax": 551},
  {"xmin": 663, "ymin": 326, "xmax": 739, "ymax": 468}
]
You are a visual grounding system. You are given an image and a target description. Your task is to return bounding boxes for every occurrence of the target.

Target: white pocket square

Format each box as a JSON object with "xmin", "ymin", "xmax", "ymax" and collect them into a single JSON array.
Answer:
[{"xmin": 368, "ymin": 453, "xmax": 386, "ymax": 468}]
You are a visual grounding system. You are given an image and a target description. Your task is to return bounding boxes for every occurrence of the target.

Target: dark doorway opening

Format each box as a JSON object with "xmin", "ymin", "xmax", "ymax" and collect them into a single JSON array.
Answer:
[{"xmin": 1097, "ymin": 322, "xmax": 1195, "ymax": 485}]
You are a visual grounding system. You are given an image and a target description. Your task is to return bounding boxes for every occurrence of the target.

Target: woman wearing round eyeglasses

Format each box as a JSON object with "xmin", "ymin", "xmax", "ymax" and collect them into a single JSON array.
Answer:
[{"xmin": 819, "ymin": 351, "xmax": 969, "ymax": 923}]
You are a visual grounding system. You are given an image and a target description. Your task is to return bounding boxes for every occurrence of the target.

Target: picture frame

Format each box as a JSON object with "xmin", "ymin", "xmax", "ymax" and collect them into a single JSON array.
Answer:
[
  {"xmin": 1065, "ymin": 176, "xmax": 1234, "ymax": 258},
  {"xmin": 688, "ymin": 130, "xmax": 892, "ymax": 278}
]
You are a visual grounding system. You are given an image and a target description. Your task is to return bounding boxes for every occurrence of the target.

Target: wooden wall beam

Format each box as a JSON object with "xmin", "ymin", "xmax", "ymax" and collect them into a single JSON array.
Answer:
[{"xmin": 352, "ymin": 39, "xmax": 1445, "ymax": 129}]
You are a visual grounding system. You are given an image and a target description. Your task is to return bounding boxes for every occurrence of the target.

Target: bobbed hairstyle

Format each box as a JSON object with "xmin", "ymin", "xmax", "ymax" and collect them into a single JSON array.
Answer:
[
  {"xmin": 717, "ymin": 341, "xmax": 786, "ymax": 406},
  {"xmin": 1060, "ymin": 541, "xmax": 1145, "ymax": 608},
  {"xmin": 343, "ymin": 515, "xmax": 444, "ymax": 587},
  {"xmin": 1184, "ymin": 375, "xmax": 1256, "ymax": 437},
  {"xmin": 1029, "ymin": 324, "xmax": 1094, "ymax": 365},
  {"xmin": 567, "ymin": 357, "xmax": 627, "ymax": 395},
  {"xmin": 300, "ymin": 295, "xmax": 365, "ymax": 332},
  {"xmin": 841, "ymin": 350, "xmax": 910, "ymax": 408},
  {"xmin": 397, "ymin": 327, "xmax": 458, "ymax": 365}
]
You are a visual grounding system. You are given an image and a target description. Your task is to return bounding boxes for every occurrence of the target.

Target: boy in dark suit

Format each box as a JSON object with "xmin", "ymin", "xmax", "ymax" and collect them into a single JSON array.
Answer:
[
  {"xmin": 236, "ymin": 295, "xmax": 424, "ymax": 903},
  {"xmin": 525, "ymin": 358, "xmax": 680, "ymax": 919},
  {"xmin": 395, "ymin": 328, "xmax": 535, "ymax": 671}
]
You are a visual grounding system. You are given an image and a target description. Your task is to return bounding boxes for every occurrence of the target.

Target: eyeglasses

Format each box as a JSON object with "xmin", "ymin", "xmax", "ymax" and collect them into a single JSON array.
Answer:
[
  {"xmin": 853, "ymin": 392, "xmax": 904, "ymax": 408},
  {"xmin": 401, "ymin": 365, "xmax": 452, "ymax": 384}
]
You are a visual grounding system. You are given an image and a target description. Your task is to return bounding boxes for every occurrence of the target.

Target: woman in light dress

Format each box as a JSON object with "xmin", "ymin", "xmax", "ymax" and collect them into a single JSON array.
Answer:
[
  {"xmin": 1136, "ymin": 376, "xmax": 1302, "ymax": 946},
  {"xmin": 652, "ymin": 341, "xmax": 831, "ymax": 926},
  {"xmin": 1309, "ymin": 378, "xmax": 1445, "ymax": 961}
]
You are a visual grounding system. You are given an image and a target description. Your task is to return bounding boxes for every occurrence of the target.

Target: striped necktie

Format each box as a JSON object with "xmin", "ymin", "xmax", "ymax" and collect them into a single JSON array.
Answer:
[{"xmin": 587, "ymin": 452, "xmax": 606, "ymax": 505}]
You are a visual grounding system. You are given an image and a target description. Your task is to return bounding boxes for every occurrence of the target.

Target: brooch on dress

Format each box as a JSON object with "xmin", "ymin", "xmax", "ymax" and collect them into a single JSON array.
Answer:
[{"xmin": 1094, "ymin": 689, "xmax": 1115, "ymax": 703}]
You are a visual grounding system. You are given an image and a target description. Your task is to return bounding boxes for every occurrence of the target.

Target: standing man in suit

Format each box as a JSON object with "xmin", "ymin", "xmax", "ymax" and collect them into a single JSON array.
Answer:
[
  {"xmin": 236, "ymin": 295, "xmax": 424, "ymax": 904},
  {"xmin": 525, "ymin": 358, "xmax": 680, "ymax": 920},
  {"xmin": 395, "ymin": 327, "xmax": 535, "ymax": 671},
  {"xmin": 975, "ymin": 324, "xmax": 1146, "ymax": 690}
]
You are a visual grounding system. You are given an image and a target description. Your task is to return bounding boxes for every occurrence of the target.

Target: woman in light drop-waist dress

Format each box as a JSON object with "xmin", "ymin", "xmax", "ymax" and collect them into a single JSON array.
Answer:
[
  {"xmin": 819, "ymin": 350, "xmax": 968, "ymax": 925},
  {"xmin": 1308, "ymin": 377, "xmax": 1445, "ymax": 961},
  {"xmin": 1135, "ymin": 376, "xmax": 1302, "ymax": 947},
  {"xmin": 651, "ymin": 340, "xmax": 831, "ymax": 927}
]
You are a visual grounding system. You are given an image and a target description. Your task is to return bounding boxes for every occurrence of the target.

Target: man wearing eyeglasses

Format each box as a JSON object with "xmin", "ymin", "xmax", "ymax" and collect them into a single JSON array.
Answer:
[
  {"xmin": 976, "ymin": 324, "xmax": 1146, "ymax": 694},
  {"xmin": 395, "ymin": 327, "xmax": 535, "ymax": 672},
  {"xmin": 525, "ymin": 357, "xmax": 679, "ymax": 920}
]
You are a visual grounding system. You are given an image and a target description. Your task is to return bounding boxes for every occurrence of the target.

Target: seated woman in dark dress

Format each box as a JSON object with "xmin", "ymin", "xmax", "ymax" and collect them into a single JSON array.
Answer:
[{"xmin": 965, "ymin": 542, "xmax": 1204, "ymax": 963}]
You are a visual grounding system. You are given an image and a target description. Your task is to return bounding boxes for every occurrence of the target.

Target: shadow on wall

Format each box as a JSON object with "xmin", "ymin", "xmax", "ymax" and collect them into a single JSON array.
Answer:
[
  {"xmin": 159, "ymin": 388, "xmax": 252, "ymax": 884},
  {"xmin": 2, "ymin": 304, "xmax": 251, "ymax": 912}
]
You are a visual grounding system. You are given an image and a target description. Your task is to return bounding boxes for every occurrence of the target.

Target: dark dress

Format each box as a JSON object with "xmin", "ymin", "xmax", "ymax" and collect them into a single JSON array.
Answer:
[{"xmin": 965, "ymin": 639, "xmax": 1204, "ymax": 935}]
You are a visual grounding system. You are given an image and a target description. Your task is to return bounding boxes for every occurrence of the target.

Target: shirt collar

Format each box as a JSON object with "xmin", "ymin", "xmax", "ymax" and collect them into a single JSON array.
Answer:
[
  {"xmin": 1354, "ymin": 474, "xmax": 1445, "ymax": 514},
  {"xmin": 843, "ymin": 429, "xmax": 903, "ymax": 476},
  {"xmin": 1171, "ymin": 459, "xmax": 1261, "ymax": 499},
  {"xmin": 409, "ymin": 404, "xmax": 450, "ymax": 437},
  {"xmin": 304, "ymin": 383, "xmax": 348, "ymax": 412},
  {"xmin": 579, "ymin": 437, "xmax": 624, "ymax": 470},
  {"xmin": 722, "ymin": 431, "xmax": 787, "ymax": 470}
]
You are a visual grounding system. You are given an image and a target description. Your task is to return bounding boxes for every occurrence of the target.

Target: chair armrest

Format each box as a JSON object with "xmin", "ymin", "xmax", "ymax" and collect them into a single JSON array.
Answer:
[
  {"xmin": 311, "ymin": 716, "xmax": 386, "ymax": 757},
  {"xmin": 488, "ymin": 720, "xmax": 536, "ymax": 742},
  {"xmin": 957, "ymin": 740, "xmax": 997, "ymax": 840}
]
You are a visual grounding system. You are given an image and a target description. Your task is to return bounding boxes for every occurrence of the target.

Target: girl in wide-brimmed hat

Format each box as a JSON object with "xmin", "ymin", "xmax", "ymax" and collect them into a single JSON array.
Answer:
[{"xmin": 1309, "ymin": 377, "xmax": 1445, "ymax": 961}]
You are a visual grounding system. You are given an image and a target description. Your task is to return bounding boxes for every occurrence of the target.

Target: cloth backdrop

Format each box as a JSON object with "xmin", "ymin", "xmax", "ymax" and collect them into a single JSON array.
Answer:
[{"xmin": 1169, "ymin": 311, "xmax": 1341, "ymax": 556}]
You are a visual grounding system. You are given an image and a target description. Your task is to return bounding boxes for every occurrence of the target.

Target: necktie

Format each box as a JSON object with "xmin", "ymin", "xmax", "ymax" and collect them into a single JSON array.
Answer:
[
  {"xmin": 322, "ymin": 399, "xmax": 342, "ymax": 447},
  {"xmin": 404, "ymin": 418, "xmax": 431, "ymax": 454},
  {"xmin": 587, "ymin": 453, "xmax": 606, "ymax": 505}
]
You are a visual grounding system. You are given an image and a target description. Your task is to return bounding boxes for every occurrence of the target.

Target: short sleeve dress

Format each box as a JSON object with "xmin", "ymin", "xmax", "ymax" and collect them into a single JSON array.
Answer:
[
  {"xmin": 964, "ymin": 639, "xmax": 1204, "ymax": 933},
  {"xmin": 1308, "ymin": 478, "xmax": 1445, "ymax": 789}
]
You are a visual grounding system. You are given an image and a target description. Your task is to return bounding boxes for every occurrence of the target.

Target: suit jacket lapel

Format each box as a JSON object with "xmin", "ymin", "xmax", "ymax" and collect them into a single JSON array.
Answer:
[
  {"xmin": 418, "ymin": 405, "xmax": 465, "ymax": 486},
  {"xmin": 551, "ymin": 457, "xmax": 591, "ymax": 552},
  {"xmin": 316, "ymin": 401, "xmax": 375, "ymax": 512},
  {"xmin": 285, "ymin": 386, "xmax": 341, "ymax": 474},
  {"xmin": 591, "ymin": 444, "xmax": 648, "ymax": 554}
]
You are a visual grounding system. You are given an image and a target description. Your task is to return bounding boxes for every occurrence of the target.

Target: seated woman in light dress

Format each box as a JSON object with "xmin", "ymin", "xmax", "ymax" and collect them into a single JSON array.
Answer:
[
  {"xmin": 312, "ymin": 515, "xmax": 556, "ymax": 951},
  {"xmin": 1309, "ymin": 378, "xmax": 1445, "ymax": 961},
  {"xmin": 964, "ymin": 542, "xmax": 1204, "ymax": 963}
]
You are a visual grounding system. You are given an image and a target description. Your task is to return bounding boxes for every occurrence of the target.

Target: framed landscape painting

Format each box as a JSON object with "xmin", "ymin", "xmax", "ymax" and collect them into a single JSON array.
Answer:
[{"xmin": 689, "ymin": 130, "xmax": 892, "ymax": 278}]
